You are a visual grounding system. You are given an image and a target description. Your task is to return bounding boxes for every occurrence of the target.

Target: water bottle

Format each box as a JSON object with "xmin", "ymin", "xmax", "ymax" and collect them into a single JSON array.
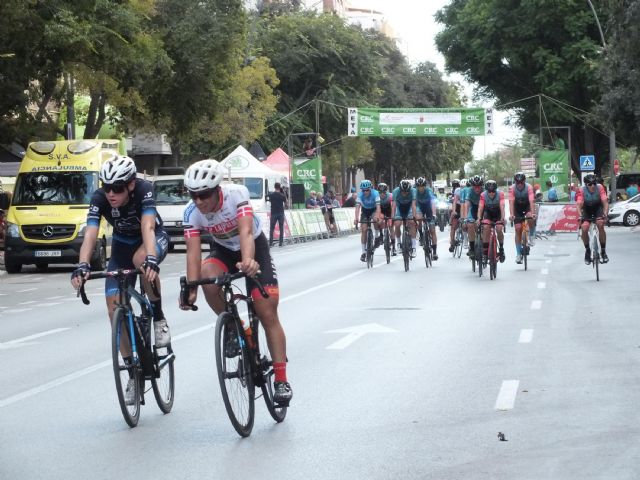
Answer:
[{"xmin": 241, "ymin": 319, "xmax": 255, "ymax": 350}]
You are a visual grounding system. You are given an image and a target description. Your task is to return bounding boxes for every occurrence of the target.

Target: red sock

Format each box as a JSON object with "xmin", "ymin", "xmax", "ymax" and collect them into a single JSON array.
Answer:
[{"xmin": 273, "ymin": 362, "xmax": 287, "ymax": 383}]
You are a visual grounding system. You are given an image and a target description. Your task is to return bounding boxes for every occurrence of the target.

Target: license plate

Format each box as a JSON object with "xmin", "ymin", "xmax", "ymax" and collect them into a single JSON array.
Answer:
[
  {"xmin": 35, "ymin": 250, "xmax": 62, "ymax": 257},
  {"xmin": 170, "ymin": 236, "xmax": 183, "ymax": 242}
]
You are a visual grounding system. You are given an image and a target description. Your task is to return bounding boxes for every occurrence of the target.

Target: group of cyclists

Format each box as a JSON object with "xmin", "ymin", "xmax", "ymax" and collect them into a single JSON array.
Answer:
[
  {"xmin": 353, "ymin": 171, "xmax": 610, "ymax": 266},
  {"xmin": 70, "ymin": 155, "xmax": 293, "ymax": 409}
]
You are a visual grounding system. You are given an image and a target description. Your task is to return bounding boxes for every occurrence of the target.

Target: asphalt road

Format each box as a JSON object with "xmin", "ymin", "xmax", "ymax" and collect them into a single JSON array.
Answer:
[{"xmin": 1, "ymin": 226, "xmax": 639, "ymax": 479}]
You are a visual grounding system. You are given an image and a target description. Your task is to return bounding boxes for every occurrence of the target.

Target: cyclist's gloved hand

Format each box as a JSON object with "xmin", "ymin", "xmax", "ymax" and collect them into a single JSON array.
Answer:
[
  {"xmin": 71, "ymin": 262, "xmax": 90, "ymax": 288},
  {"xmin": 142, "ymin": 255, "xmax": 160, "ymax": 273}
]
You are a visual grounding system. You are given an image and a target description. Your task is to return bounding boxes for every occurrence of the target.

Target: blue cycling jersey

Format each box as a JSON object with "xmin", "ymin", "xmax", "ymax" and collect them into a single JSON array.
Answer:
[
  {"xmin": 379, "ymin": 192, "xmax": 392, "ymax": 206},
  {"xmin": 392, "ymin": 187, "xmax": 416, "ymax": 205},
  {"xmin": 356, "ymin": 189, "xmax": 380, "ymax": 210},
  {"xmin": 415, "ymin": 187, "xmax": 435, "ymax": 203}
]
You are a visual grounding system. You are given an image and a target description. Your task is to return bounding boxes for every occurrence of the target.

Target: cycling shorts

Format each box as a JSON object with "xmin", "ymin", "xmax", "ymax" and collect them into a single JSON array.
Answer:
[
  {"xmin": 581, "ymin": 206, "xmax": 605, "ymax": 223},
  {"xmin": 360, "ymin": 207, "xmax": 376, "ymax": 223},
  {"xmin": 513, "ymin": 202, "xmax": 531, "ymax": 224},
  {"xmin": 105, "ymin": 230, "xmax": 169, "ymax": 296},
  {"xmin": 467, "ymin": 204, "xmax": 479, "ymax": 221},
  {"xmin": 417, "ymin": 201, "xmax": 434, "ymax": 220},
  {"xmin": 380, "ymin": 204, "xmax": 392, "ymax": 219},
  {"xmin": 482, "ymin": 209, "xmax": 502, "ymax": 223},
  {"xmin": 203, "ymin": 233, "xmax": 279, "ymax": 300},
  {"xmin": 394, "ymin": 202, "xmax": 413, "ymax": 220}
]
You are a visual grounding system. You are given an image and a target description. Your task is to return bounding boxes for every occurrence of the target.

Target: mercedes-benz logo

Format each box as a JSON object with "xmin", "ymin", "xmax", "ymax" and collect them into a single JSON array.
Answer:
[
  {"xmin": 42, "ymin": 225, "xmax": 54, "ymax": 237},
  {"xmin": 175, "ymin": 221, "xmax": 182, "ymax": 228}
]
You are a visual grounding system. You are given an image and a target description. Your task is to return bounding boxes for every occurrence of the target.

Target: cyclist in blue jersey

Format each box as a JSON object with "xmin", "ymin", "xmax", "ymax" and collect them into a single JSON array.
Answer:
[
  {"xmin": 392, "ymin": 179, "xmax": 418, "ymax": 257},
  {"xmin": 448, "ymin": 179, "xmax": 462, "ymax": 252},
  {"xmin": 414, "ymin": 177, "xmax": 439, "ymax": 260},
  {"xmin": 464, "ymin": 175, "xmax": 484, "ymax": 260},
  {"xmin": 377, "ymin": 183, "xmax": 396, "ymax": 255},
  {"xmin": 354, "ymin": 179, "xmax": 381, "ymax": 262}
]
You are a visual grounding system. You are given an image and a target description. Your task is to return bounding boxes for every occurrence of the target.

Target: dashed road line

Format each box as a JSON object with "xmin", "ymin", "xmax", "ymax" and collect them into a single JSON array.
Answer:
[
  {"xmin": 519, "ymin": 329, "xmax": 534, "ymax": 343},
  {"xmin": 537, "ymin": 282, "xmax": 546, "ymax": 289},
  {"xmin": 3, "ymin": 308, "xmax": 32, "ymax": 314},
  {"xmin": 495, "ymin": 380, "xmax": 519, "ymax": 410},
  {"xmin": 541, "ymin": 268, "xmax": 549, "ymax": 275},
  {"xmin": 18, "ymin": 301, "xmax": 38, "ymax": 305},
  {"xmin": 530, "ymin": 300, "xmax": 542, "ymax": 310},
  {"xmin": 16, "ymin": 288, "xmax": 37, "ymax": 293}
]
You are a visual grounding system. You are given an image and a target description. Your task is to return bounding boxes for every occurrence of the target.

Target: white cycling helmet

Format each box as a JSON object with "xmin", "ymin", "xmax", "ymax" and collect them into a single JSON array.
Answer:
[
  {"xmin": 100, "ymin": 155, "xmax": 137, "ymax": 184},
  {"xmin": 184, "ymin": 159, "xmax": 224, "ymax": 192}
]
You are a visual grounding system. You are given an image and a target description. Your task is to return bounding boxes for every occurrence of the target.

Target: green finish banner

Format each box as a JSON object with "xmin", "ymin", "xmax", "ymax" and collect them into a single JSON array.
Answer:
[
  {"xmin": 538, "ymin": 150, "xmax": 570, "ymax": 201},
  {"xmin": 292, "ymin": 154, "xmax": 322, "ymax": 201},
  {"xmin": 347, "ymin": 107, "xmax": 493, "ymax": 137}
]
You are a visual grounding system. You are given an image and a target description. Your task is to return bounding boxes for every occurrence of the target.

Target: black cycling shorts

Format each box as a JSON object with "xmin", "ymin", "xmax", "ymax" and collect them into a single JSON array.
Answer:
[{"xmin": 203, "ymin": 233, "xmax": 279, "ymax": 299}]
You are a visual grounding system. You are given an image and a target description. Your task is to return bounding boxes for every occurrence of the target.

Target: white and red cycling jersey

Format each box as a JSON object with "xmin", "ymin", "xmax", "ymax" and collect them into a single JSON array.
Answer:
[{"xmin": 183, "ymin": 184, "xmax": 263, "ymax": 251}]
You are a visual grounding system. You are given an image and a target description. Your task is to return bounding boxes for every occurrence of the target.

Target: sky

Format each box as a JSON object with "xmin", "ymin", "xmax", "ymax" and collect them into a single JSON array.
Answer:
[{"xmin": 307, "ymin": 0, "xmax": 524, "ymax": 159}]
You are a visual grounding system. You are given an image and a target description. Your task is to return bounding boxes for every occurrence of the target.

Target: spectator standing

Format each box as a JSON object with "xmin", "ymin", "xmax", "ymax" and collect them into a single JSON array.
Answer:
[
  {"xmin": 342, "ymin": 187, "xmax": 357, "ymax": 207},
  {"xmin": 546, "ymin": 180, "xmax": 558, "ymax": 202},
  {"xmin": 306, "ymin": 191, "xmax": 317, "ymax": 209},
  {"xmin": 268, "ymin": 182, "xmax": 287, "ymax": 247}
]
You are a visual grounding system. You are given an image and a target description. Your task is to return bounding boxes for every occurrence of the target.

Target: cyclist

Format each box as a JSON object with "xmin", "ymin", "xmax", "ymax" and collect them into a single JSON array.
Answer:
[
  {"xmin": 576, "ymin": 173, "xmax": 609, "ymax": 264},
  {"xmin": 414, "ymin": 177, "xmax": 438, "ymax": 260},
  {"xmin": 70, "ymin": 155, "xmax": 171, "ymax": 405},
  {"xmin": 354, "ymin": 179, "xmax": 382, "ymax": 262},
  {"xmin": 509, "ymin": 172, "xmax": 536, "ymax": 264},
  {"xmin": 477, "ymin": 180, "xmax": 506, "ymax": 262},
  {"xmin": 392, "ymin": 179, "xmax": 418, "ymax": 257},
  {"xmin": 464, "ymin": 175, "xmax": 484, "ymax": 259},
  {"xmin": 448, "ymin": 179, "xmax": 462, "ymax": 252},
  {"xmin": 179, "ymin": 159, "xmax": 292, "ymax": 405},
  {"xmin": 377, "ymin": 183, "xmax": 396, "ymax": 256}
]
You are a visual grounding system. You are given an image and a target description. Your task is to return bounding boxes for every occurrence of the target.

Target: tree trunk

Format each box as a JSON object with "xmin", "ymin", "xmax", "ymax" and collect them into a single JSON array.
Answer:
[{"xmin": 84, "ymin": 91, "xmax": 107, "ymax": 139}]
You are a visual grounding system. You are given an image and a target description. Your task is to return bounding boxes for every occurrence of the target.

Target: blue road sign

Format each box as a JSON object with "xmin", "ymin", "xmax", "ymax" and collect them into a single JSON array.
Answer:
[{"xmin": 579, "ymin": 155, "xmax": 595, "ymax": 171}]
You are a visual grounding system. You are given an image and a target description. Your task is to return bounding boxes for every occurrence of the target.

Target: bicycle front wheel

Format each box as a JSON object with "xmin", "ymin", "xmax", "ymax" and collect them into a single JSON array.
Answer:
[
  {"xmin": 215, "ymin": 312, "xmax": 255, "ymax": 437},
  {"xmin": 383, "ymin": 228, "xmax": 391, "ymax": 264},
  {"xmin": 475, "ymin": 239, "xmax": 483, "ymax": 277},
  {"xmin": 256, "ymin": 321, "xmax": 287, "ymax": 423},
  {"xmin": 151, "ymin": 345, "xmax": 175, "ymax": 414},
  {"xmin": 112, "ymin": 307, "xmax": 141, "ymax": 428},
  {"xmin": 423, "ymin": 226, "xmax": 432, "ymax": 268},
  {"xmin": 402, "ymin": 230, "xmax": 411, "ymax": 272},
  {"xmin": 489, "ymin": 234, "xmax": 497, "ymax": 280},
  {"xmin": 366, "ymin": 228, "xmax": 374, "ymax": 269}
]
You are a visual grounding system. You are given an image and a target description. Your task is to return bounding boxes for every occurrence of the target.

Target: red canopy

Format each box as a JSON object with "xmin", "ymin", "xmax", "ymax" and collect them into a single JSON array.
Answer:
[{"xmin": 264, "ymin": 148, "xmax": 290, "ymax": 179}]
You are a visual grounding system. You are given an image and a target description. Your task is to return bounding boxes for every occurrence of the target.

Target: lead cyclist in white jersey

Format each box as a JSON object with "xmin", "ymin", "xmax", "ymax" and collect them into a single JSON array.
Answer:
[{"xmin": 179, "ymin": 159, "xmax": 292, "ymax": 405}]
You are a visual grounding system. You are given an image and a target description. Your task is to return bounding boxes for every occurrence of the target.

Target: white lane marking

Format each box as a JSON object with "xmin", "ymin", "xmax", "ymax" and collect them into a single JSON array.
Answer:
[
  {"xmin": 495, "ymin": 380, "xmax": 519, "ymax": 410},
  {"xmin": 545, "ymin": 259, "xmax": 552, "ymax": 264},
  {"xmin": 530, "ymin": 300, "xmax": 542, "ymax": 310},
  {"xmin": 3, "ymin": 308, "xmax": 32, "ymax": 314},
  {"xmin": 17, "ymin": 288, "xmax": 37, "ymax": 293},
  {"xmin": 0, "ymin": 360, "xmax": 111, "ymax": 408},
  {"xmin": 0, "ymin": 257, "xmax": 397, "ymax": 408},
  {"xmin": 19, "ymin": 301, "xmax": 38, "ymax": 305},
  {"xmin": 541, "ymin": 268, "xmax": 549, "ymax": 275},
  {"xmin": 0, "ymin": 293, "xmax": 6, "ymax": 296},
  {"xmin": 519, "ymin": 329, "xmax": 534, "ymax": 343},
  {"xmin": 325, "ymin": 323, "xmax": 397, "ymax": 350},
  {"xmin": 537, "ymin": 282, "xmax": 546, "ymax": 289},
  {"xmin": 45, "ymin": 296, "xmax": 65, "ymax": 300},
  {"xmin": 0, "ymin": 327, "xmax": 70, "ymax": 348},
  {"xmin": 31, "ymin": 277, "xmax": 44, "ymax": 282},
  {"xmin": 36, "ymin": 302, "xmax": 63, "ymax": 308}
]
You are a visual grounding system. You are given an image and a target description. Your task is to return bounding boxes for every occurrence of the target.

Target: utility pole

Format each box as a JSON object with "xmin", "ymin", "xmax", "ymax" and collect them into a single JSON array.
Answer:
[{"xmin": 65, "ymin": 73, "xmax": 76, "ymax": 140}]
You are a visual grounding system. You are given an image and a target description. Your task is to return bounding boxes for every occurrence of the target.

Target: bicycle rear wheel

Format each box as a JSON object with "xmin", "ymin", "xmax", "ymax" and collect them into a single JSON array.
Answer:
[
  {"xmin": 256, "ymin": 320, "xmax": 287, "ymax": 423},
  {"xmin": 454, "ymin": 228, "xmax": 463, "ymax": 258},
  {"xmin": 112, "ymin": 307, "xmax": 141, "ymax": 428},
  {"xmin": 214, "ymin": 312, "xmax": 255, "ymax": 437},
  {"xmin": 151, "ymin": 344, "xmax": 175, "ymax": 414}
]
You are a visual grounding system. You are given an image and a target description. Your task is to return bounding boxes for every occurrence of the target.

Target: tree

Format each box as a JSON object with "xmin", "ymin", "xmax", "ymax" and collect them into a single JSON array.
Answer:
[
  {"xmin": 598, "ymin": 0, "xmax": 640, "ymax": 151},
  {"xmin": 435, "ymin": 0, "xmax": 615, "ymax": 176}
]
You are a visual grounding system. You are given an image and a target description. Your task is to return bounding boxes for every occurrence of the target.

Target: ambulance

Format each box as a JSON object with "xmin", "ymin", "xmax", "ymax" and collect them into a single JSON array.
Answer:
[{"xmin": 3, "ymin": 139, "xmax": 115, "ymax": 273}]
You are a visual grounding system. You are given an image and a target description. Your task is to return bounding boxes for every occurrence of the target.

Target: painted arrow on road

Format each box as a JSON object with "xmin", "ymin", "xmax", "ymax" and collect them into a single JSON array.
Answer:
[{"xmin": 325, "ymin": 323, "xmax": 397, "ymax": 350}]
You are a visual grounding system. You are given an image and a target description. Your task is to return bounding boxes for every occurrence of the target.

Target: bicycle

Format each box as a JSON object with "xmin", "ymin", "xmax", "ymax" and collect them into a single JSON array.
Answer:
[
  {"xmin": 473, "ymin": 223, "xmax": 484, "ymax": 277},
  {"xmin": 359, "ymin": 219, "xmax": 376, "ymax": 269},
  {"xmin": 484, "ymin": 221, "xmax": 500, "ymax": 280},
  {"xmin": 180, "ymin": 272, "xmax": 286, "ymax": 437},
  {"xmin": 453, "ymin": 222, "xmax": 464, "ymax": 258},
  {"xmin": 78, "ymin": 269, "xmax": 175, "ymax": 428},
  {"xmin": 587, "ymin": 220, "xmax": 602, "ymax": 281},
  {"xmin": 399, "ymin": 217, "xmax": 413, "ymax": 272},
  {"xmin": 382, "ymin": 217, "xmax": 393, "ymax": 264},
  {"xmin": 420, "ymin": 219, "xmax": 433, "ymax": 268}
]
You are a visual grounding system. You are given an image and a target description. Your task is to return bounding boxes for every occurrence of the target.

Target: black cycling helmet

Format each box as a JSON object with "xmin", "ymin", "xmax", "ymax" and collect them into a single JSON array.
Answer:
[
  {"xmin": 514, "ymin": 172, "xmax": 526, "ymax": 183},
  {"xmin": 451, "ymin": 179, "xmax": 460, "ymax": 189},
  {"xmin": 485, "ymin": 180, "xmax": 498, "ymax": 192},
  {"xmin": 399, "ymin": 179, "xmax": 412, "ymax": 192},
  {"xmin": 377, "ymin": 182, "xmax": 388, "ymax": 193},
  {"xmin": 584, "ymin": 173, "xmax": 597, "ymax": 186},
  {"xmin": 415, "ymin": 177, "xmax": 428, "ymax": 187},
  {"xmin": 469, "ymin": 175, "xmax": 484, "ymax": 187}
]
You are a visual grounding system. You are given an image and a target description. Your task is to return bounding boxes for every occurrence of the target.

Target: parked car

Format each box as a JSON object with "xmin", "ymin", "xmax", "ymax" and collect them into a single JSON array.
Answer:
[{"xmin": 608, "ymin": 193, "xmax": 640, "ymax": 226}]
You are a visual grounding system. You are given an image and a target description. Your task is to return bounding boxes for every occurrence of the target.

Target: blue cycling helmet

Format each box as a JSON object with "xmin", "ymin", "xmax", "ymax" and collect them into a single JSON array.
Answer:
[{"xmin": 360, "ymin": 179, "xmax": 372, "ymax": 190}]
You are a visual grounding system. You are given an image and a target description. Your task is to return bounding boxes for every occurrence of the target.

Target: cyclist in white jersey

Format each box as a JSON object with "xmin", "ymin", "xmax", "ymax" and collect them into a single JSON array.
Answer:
[{"xmin": 179, "ymin": 159, "xmax": 292, "ymax": 405}]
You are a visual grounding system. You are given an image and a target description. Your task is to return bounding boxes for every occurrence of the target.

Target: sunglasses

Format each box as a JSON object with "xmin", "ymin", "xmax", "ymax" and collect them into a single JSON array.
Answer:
[
  {"xmin": 362, "ymin": 189, "xmax": 370, "ymax": 192},
  {"xmin": 586, "ymin": 181, "xmax": 596, "ymax": 186},
  {"xmin": 189, "ymin": 189, "xmax": 215, "ymax": 200},
  {"xmin": 103, "ymin": 184, "xmax": 126, "ymax": 194}
]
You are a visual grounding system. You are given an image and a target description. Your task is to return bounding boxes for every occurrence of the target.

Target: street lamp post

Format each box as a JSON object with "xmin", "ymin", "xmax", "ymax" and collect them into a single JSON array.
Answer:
[{"xmin": 586, "ymin": 0, "xmax": 617, "ymax": 199}]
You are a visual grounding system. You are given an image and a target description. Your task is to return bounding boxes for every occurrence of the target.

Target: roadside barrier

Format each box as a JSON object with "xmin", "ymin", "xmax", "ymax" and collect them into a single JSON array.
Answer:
[
  {"xmin": 255, "ymin": 207, "xmax": 358, "ymax": 244},
  {"xmin": 535, "ymin": 203, "xmax": 580, "ymax": 233}
]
